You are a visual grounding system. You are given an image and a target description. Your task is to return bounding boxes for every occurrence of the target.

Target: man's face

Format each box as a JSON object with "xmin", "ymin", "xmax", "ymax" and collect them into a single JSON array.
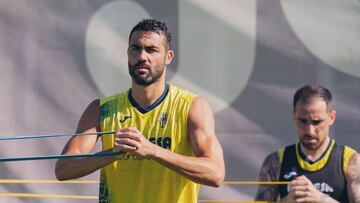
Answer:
[
  {"xmin": 293, "ymin": 99, "xmax": 336, "ymax": 151},
  {"xmin": 127, "ymin": 31, "xmax": 173, "ymax": 86}
]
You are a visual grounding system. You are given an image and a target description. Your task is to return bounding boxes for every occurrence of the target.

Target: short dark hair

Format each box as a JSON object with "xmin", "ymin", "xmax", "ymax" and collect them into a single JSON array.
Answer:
[
  {"xmin": 293, "ymin": 85, "xmax": 333, "ymax": 111},
  {"xmin": 129, "ymin": 19, "xmax": 172, "ymax": 49}
]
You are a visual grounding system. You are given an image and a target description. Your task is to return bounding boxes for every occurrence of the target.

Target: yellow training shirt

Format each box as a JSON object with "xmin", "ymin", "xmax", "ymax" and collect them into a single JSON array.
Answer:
[{"xmin": 99, "ymin": 84, "xmax": 199, "ymax": 203}]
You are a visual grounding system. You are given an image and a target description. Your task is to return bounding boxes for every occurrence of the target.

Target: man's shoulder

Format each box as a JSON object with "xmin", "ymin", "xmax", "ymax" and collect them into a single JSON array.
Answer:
[
  {"xmin": 274, "ymin": 143, "xmax": 297, "ymax": 153},
  {"xmin": 168, "ymin": 84, "xmax": 198, "ymax": 102},
  {"xmin": 332, "ymin": 141, "xmax": 357, "ymax": 161},
  {"xmin": 342, "ymin": 144, "xmax": 358, "ymax": 174},
  {"xmin": 337, "ymin": 143, "xmax": 357, "ymax": 153},
  {"xmin": 263, "ymin": 150, "xmax": 281, "ymax": 164},
  {"xmin": 169, "ymin": 84, "xmax": 195, "ymax": 93},
  {"xmin": 100, "ymin": 90, "xmax": 130, "ymax": 106},
  {"xmin": 265, "ymin": 143, "xmax": 297, "ymax": 165}
]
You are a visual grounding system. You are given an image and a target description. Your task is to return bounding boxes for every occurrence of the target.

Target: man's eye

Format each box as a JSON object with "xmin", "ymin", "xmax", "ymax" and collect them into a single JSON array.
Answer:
[
  {"xmin": 312, "ymin": 120, "xmax": 322, "ymax": 126},
  {"xmin": 129, "ymin": 46, "xmax": 140, "ymax": 52},
  {"xmin": 146, "ymin": 48, "xmax": 157, "ymax": 53},
  {"xmin": 298, "ymin": 119, "xmax": 308, "ymax": 124}
]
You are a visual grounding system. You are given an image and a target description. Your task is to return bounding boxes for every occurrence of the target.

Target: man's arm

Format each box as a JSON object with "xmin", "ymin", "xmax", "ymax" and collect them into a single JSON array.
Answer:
[
  {"xmin": 55, "ymin": 99, "xmax": 118, "ymax": 181},
  {"xmin": 347, "ymin": 153, "xmax": 360, "ymax": 203},
  {"xmin": 254, "ymin": 152, "xmax": 280, "ymax": 201},
  {"xmin": 179, "ymin": 96, "xmax": 225, "ymax": 186},
  {"xmin": 283, "ymin": 175, "xmax": 339, "ymax": 203},
  {"xmin": 115, "ymin": 96, "xmax": 225, "ymax": 187}
]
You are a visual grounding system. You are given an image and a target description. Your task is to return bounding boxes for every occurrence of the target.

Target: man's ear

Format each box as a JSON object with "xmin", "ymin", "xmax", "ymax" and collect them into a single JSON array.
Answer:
[
  {"xmin": 165, "ymin": 50, "xmax": 174, "ymax": 65},
  {"xmin": 329, "ymin": 110, "xmax": 336, "ymax": 126}
]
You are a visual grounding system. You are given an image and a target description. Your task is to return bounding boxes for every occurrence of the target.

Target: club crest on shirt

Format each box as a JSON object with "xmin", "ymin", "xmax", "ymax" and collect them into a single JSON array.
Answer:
[{"xmin": 159, "ymin": 112, "xmax": 168, "ymax": 128}]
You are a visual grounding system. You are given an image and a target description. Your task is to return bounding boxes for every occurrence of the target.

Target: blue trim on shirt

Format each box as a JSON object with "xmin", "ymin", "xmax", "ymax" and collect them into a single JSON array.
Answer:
[{"xmin": 128, "ymin": 83, "xmax": 169, "ymax": 114}]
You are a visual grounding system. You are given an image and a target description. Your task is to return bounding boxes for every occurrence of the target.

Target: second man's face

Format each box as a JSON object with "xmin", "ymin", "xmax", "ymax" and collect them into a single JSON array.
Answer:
[
  {"xmin": 293, "ymin": 99, "xmax": 336, "ymax": 151},
  {"xmin": 127, "ymin": 31, "xmax": 173, "ymax": 86}
]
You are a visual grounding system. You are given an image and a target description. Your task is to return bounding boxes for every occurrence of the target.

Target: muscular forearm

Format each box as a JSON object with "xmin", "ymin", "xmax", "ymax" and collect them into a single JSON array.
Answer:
[
  {"xmin": 55, "ymin": 150, "xmax": 118, "ymax": 181},
  {"xmin": 320, "ymin": 194, "xmax": 339, "ymax": 203},
  {"xmin": 150, "ymin": 146, "xmax": 224, "ymax": 187},
  {"xmin": 281, "ymin": 194, "xmax": 339, "ymax": 203}
]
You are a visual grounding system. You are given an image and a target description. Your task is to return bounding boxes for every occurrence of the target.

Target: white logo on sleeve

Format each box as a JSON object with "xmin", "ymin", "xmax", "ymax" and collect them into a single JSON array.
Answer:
[{"xmin": 283, "ymin": 171, "xmax": 297, "ymax": 180}]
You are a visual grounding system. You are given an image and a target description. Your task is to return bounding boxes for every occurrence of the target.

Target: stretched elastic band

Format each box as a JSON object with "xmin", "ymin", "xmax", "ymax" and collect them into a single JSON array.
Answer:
[
  {"xmin": 0, "ymin": 131, "xmax": 116, "ymax": 141},
  {"xmin": 0, "ymin": 151, "xmax": 123, "ymax": 162}
]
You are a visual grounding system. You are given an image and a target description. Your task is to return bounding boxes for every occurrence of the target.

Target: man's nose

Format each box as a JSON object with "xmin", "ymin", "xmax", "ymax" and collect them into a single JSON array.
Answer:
[
  {"xmin": 138, "ymin": 49, "xmax": 148, "ymax": 61},
  {"xmin": 306, "ymin": 124, "xmax": 316, "ymax": 135}
]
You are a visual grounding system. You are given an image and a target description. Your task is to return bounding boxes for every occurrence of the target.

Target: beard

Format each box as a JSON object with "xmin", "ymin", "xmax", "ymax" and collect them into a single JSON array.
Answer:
[
  {"xmin": 128, "ymin": 62, "xmax": 165, "ymax": 86},
  {"xmin": 299, "ymin": 134, "xmax": 325, "ymax": 151}
]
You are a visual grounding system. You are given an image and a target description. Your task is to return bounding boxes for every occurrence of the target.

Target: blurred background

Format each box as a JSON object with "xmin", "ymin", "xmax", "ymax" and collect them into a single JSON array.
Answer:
[{"xmin": 0, "ymin": 0, "xmax": 359, "ymax": 202}]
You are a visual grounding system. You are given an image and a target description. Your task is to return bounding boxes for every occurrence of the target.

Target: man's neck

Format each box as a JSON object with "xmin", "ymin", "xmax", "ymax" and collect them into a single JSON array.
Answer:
[
  {"xmin": 300, "ymin": 136, "xmax": 331, "ymax": 162},
  {"xmin": 131, "ymin": 81, "xmax": 166, "ymax": 108}
]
